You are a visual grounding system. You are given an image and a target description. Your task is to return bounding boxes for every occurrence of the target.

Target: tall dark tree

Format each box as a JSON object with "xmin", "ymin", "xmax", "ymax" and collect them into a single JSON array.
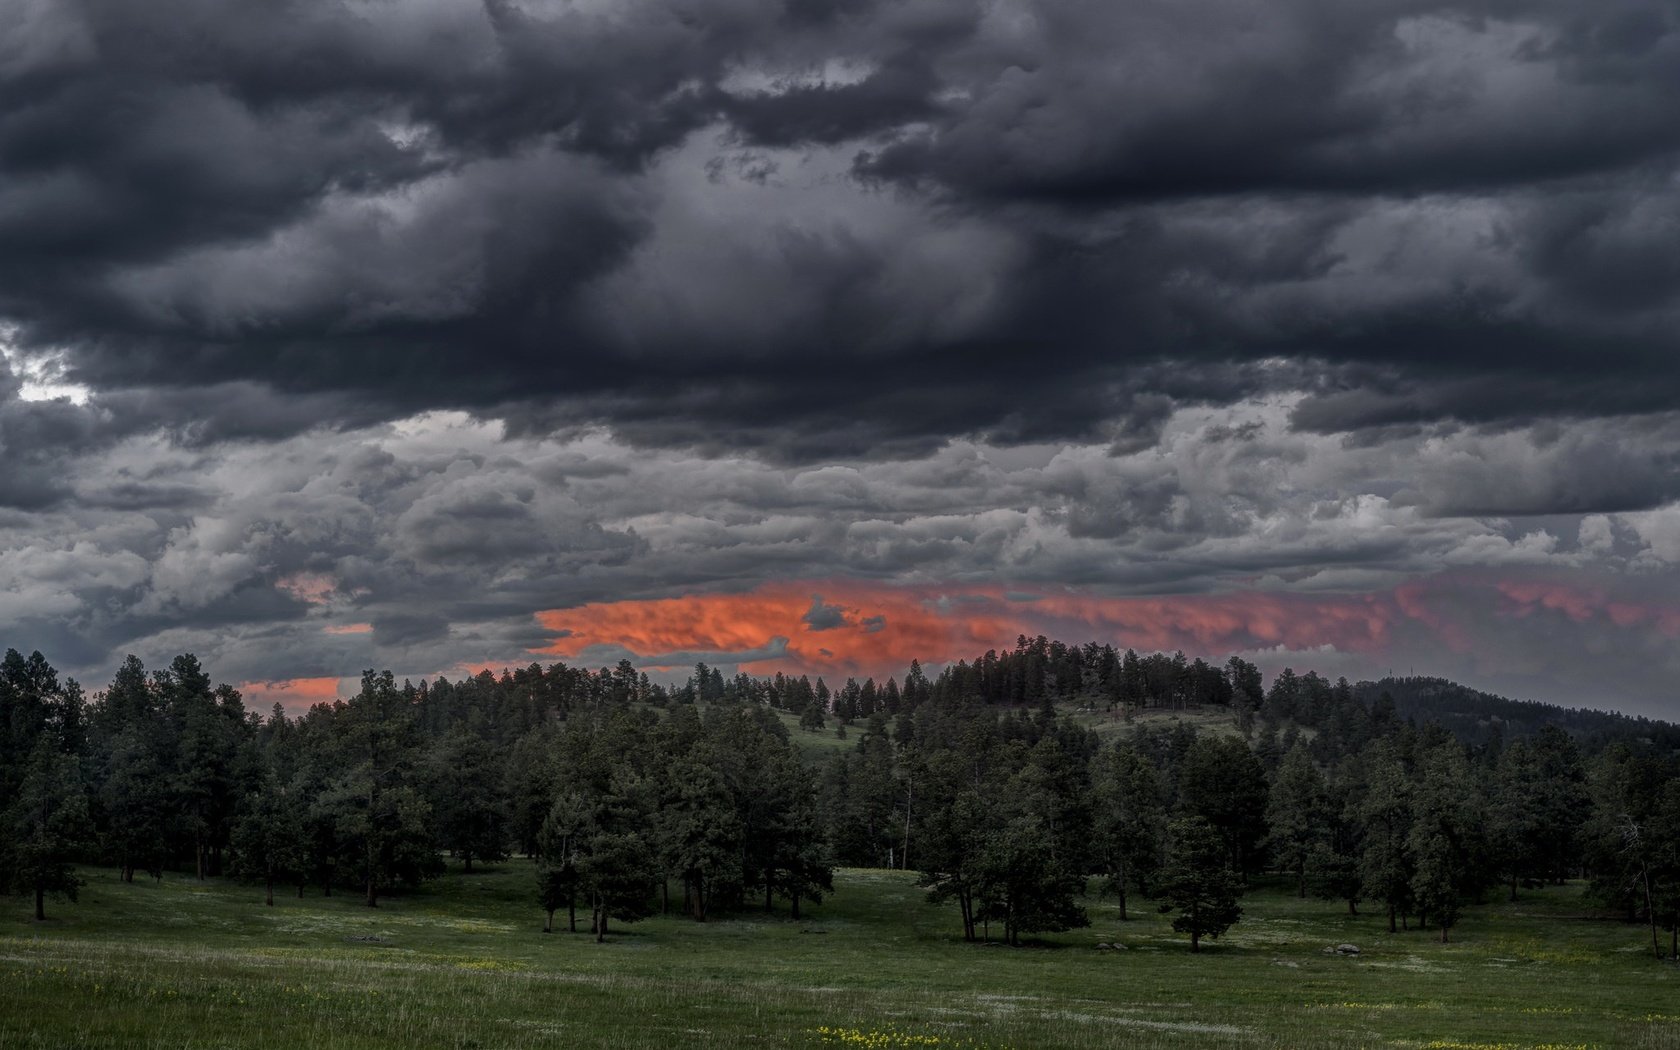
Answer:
[
  {"xmin": 1407, "ymin": 741, "xmax": 1481, "ymax": 942},
  {"xmin": 1157, "ymin": 816, "xmax": 1244, "ymax": 952},
  {"xmin": 1090, "ymin": 741, "xmax": 1166, "ymax": 920},
  {"xmin": 230, "ymin": 772, "xmax": 307, "ymax": 906},
  {"xmin": 1266, "ymin": 744, "xmax": 1331, "ymax": 898},
  {"xmin": 769, "ymin": 754, "xmax": 833, "ymax": 919},
  {"xmin": 328, "ymin": 671, "xmax": 439, "ymax": 906},
  {"xmin": 578, "ymin": 771, "xmax": 658, "ymax": 942},
  {"xmin": 1358, "ymin": 743, "xmax": 1415, "ymax": 933},
  {"xmin": 99, "ymin": 725, "xmax": 169, "ymax": 883},
  {"xmin": 1178, "ymin": 734, "xmax": 1269, "ymax": 876},
  {"xmin": 160, "ymin": 655, "xmax": 247, "ymax": 879},
  {"xmin": 5, "ymin": 736, "xmax": 92, "ymax": 921},
  {"xmin": 655, "ymin": 759, "xmax": 741, "ymax": 921},
  {"xmin": 537, "ymin": 792, "xmax": 589, "ymax": 933},
  {"xmin": 426, "ymin": 729, "xmax": 509, "ymax": 872}
]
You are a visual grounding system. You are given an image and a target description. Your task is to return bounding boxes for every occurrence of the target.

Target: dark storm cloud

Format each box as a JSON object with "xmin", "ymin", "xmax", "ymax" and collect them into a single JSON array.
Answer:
[
  {"xmin": 9, "ymin": 0, "xmax": 1680, "ymax": 718},
  {"xmin": 3, "ymin": 0, "xmax": 1679, "ymax": 455},
  {"xmin": 801, "ymin": 594, "xmax": 852, "ymax": 631}
]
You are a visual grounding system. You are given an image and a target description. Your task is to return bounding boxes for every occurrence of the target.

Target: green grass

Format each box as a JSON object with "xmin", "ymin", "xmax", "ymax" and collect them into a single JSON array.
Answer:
[
  {"xmin": 772, "ymin": 708, "xmax": 864, "ymax": 760},
  {"xmin": 778, "ymin": 700, "xmax": 1246, "ymax": 763},
  {"xmin": 4, "ymin": 864, "xmax": 1678, "ymax": 1049}
]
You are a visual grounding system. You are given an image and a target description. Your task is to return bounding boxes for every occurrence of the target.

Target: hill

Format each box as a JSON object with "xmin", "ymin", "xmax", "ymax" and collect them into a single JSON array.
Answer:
[{"xmin": 1356, "ymin": 676, "xmax": 1680, "ymax": 752}]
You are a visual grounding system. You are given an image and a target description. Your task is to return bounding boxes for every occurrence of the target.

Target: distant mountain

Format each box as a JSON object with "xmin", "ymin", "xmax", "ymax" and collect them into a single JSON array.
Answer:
[{"xmin": 1352, "ymin": 676, "xmax": 1680, "ymax": 752}]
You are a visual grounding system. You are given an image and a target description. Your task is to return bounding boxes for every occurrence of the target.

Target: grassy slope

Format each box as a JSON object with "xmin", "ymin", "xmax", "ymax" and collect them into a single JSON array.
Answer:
[
  {"xmin": 778, "ymin": 700, "xmax": 1249, "ymax": 762},
  {"xmin": 3, "ymin": 861, "xmax": 1678, "ymax": 1050}
]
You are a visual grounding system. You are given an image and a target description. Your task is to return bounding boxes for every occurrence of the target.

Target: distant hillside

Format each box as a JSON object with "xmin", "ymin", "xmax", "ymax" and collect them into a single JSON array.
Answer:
[{"xmin": 1353, "ymin": 676, "xmax": 1680, "ymax": 752}]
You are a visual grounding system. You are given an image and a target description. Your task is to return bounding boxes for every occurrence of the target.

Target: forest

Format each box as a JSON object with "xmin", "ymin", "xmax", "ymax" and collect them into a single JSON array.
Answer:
[{"xmin": 3, "ymin": 636, "xmax": 1680, "ymax": 960}]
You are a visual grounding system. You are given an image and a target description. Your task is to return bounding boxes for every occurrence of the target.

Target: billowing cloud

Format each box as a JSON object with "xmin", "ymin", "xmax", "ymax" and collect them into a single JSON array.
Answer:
[
  {"xmin": 3, "ymin": 0, "xmax": 1680, "ymax": 718},
  {"xmin": 0, "ymin": 0, "xmax": 1677, "ymax": 455}
]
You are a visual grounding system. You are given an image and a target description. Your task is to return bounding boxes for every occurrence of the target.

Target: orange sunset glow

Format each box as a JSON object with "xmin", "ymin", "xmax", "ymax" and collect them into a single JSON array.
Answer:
[
  {"xmin": 535, "ymin": 574, "xmax": 1680, "ymax": 683},
  {"xmin": 535, "ymin": 580, "xmax": 1401, "ymax": 681},
  {"xmin": 236, "ymin": 676, "xmax": 345, "ymax": 712}
]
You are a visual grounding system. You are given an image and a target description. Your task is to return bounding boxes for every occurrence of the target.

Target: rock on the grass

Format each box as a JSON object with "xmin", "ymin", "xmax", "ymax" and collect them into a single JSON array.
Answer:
[{"xmin": 1321, "ymin": 943, "xmax": 1361, "ymax": 956}]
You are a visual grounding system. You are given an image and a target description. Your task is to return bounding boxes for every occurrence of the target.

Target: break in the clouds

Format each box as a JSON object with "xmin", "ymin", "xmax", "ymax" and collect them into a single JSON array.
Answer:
[{"xmin": 4, "ymin": 0, "xmax": 1680, "ymax": 716}]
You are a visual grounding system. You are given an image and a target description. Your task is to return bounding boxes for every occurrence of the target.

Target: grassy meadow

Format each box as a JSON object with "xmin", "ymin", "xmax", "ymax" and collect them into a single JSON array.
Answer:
[{"xmin": 3, "ymin": 862, "xmax": 1678, "ymax": 1050}]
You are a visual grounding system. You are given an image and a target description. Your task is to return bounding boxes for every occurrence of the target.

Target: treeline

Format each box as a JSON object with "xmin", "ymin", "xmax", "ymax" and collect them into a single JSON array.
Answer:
[
  {"xmin": 3, "ymin": 641, "xmax": 1679, "ymax": 959},
  {"xmin": 1353, "ymin": 676, "xmax": 1680, "ymax": 753},
  {"xmin": 0, "ymin": 651, "xmax": 828, "ymax": 939}
]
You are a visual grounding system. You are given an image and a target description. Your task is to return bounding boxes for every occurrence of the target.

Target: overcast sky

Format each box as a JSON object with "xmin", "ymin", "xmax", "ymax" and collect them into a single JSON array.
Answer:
[{"xmin": 4, "ymin": 0, "xmax": 1680, "ymax": 717}]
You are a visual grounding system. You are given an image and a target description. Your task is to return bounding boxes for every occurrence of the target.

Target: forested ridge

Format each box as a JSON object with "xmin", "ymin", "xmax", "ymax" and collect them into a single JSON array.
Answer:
[{"xmin": 4, "ymin": 637, "xmax": 1679, "ymax": 958}]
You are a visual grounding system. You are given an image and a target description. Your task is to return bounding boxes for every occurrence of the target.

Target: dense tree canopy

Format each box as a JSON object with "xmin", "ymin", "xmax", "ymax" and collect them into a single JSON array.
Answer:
[{"xmin": 3, "ymin": 637, "xmax": 1679, "ymax": 962}]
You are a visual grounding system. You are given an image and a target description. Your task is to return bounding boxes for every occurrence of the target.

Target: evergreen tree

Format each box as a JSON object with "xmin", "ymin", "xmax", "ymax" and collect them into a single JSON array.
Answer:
[
  {"xmin": 328, "ymin": 671, "xmax": 439, "ymax": 906},
  {"xmin": 1358, "ymin": 743, "xmax": 1415, "ymax": 933},
  {"xmin": 655, "ymin": 760, "xmax": 741, "ymax": 921},
  {"xmin": 427, "ymin": 729, "xmax": 509, "ymax": 872},
  {"xmin": 578, "ymin": 771, "xmax": 658, "ymax": 942},
  {"xmin": 1157, "ymin": 816, "xmax": 1244, "ymax": 952},
  {"xmin": 1090, "ymin": 741, "xmax": 1166, "ymax": 920},
  {"xmin": 4, "ymin": 736, "xmax": 92, "ymax": 920},
  {"xmin": 1178, "ymin": 734, "xmax": 1269, "ymax": 876},
  {"xmin": 98, "ymin": 725, "xmax": 169, "ymax": 883},
  {"xmin": 537, "ymin": 793, "xmax": 590, "ymax": 932},
  {"xmin": 1266, "ymin": 744, "xmax": 1330, "ymax": 898},
  {"xmin": 230, "ymin": 773, "xmax": 307, "ymax": 906},
  {"xmin": 1407, "ymin": 742, "xmax": 1481, "ymax": 942},
  {"xmin": 769, "ymin": 754, "xmax": 833, "ymax": 919}
]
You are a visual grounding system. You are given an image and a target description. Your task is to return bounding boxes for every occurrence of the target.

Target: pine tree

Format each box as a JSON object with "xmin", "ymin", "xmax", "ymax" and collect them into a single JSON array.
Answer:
[
  {"xmin": 230, "ymin": 773, "xmax": 307, "ymax": 906},
  {"xmin": 5, "ymin": 736, "xmax": 92, "ymax": 921},
  {"xmin": 1157, "ymin": 816, "xmax": 1243, "ymax": 952},
  {"xmin": 1407, "ymin": 741, "xmax": 1481, "ymax": 942},
  {"xmin": 1090, "ymin": 741, "xmax": 1166, "ymax": 920},
  {"xmin": 1266, "ymin": 744, "xmax": 1330, "ymax": 898}
]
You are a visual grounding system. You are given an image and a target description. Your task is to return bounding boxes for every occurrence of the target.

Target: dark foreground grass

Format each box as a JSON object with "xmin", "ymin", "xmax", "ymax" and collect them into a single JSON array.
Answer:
[{"xmin": 3, "ymin": 864, "xmax": 1677, "ymax": 1050}]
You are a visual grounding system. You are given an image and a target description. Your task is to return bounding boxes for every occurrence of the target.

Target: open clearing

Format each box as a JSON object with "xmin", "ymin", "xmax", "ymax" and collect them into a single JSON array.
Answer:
[{"xmin": 3, "ymin": 864, "xmax": 1677, "ymax": 1049}]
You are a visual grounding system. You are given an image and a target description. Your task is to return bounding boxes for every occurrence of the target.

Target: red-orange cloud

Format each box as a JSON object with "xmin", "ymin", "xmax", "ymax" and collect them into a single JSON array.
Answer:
[
  {"xmin": 536, "ymin": 582, "xmax": 1399, "ymax": 681},
  {"xmin": 237, "ymin": 676, "xmax": 345, "ymax": 714},
  {"xmin": 535, "ymin": 574, "xmax": 1680, "ymax": 684}
]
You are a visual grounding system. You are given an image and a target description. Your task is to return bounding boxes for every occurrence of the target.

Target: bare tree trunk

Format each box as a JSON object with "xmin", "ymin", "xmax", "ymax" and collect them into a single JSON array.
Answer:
[
  {"xmin": 902, "ymin": 775, "xmax": 913, "ymax": 870},
  {"xmin": 1644, "ymin": 866, "xmax": 1661, "ymax": 960},
  {"xmin": 544, "ymin": 909, "xmax": 553, "ymax": 933}
]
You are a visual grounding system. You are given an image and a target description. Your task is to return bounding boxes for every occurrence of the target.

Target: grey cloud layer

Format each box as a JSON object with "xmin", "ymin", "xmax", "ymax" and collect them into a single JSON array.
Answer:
[
  {"xmin": 7, "ymin": 391, "xmax": 1680, "ymax": 710},
  {"xmin": 3, "ymin": 0, "xmax": 1680, "ymax": 453},
  {"xmin": 6, "ymin": 0, "xmax": 1680, "ymax": 715}
]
